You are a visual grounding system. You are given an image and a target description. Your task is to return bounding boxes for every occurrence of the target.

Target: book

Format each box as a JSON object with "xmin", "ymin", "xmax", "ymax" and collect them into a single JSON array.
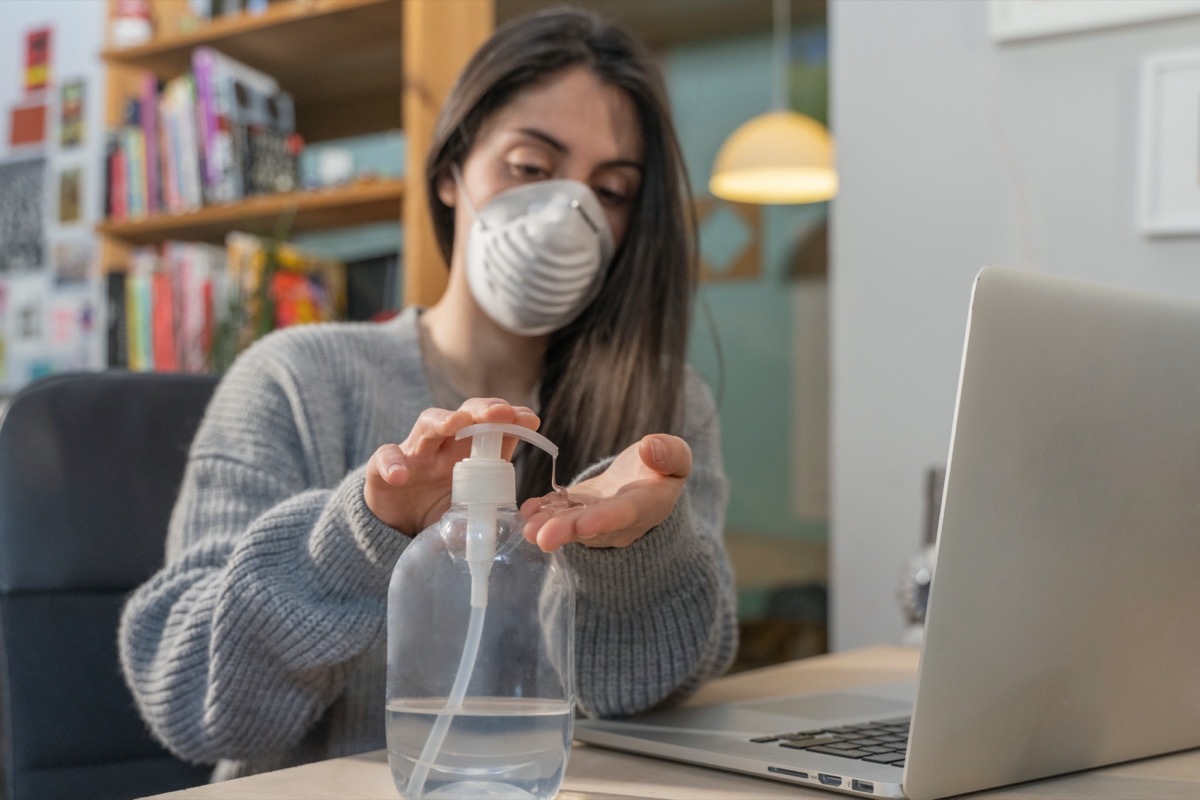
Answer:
[
  {"xmin": 118, "ymin": 96, "xmax": 148, "ymax": 218},
  {"xmin": 164, "ymin": 240, "xmax": 226, "ymax": 373},
  {"xmin": 121, "ymin": 126, "xmax": 147, "ymax": 217},
  {"xmin": 105, "ymin": 46, "xmax": 302, "ymax": 220},
  {"xmin": 151, "ymin": 269, "xmax": 179, "ymax": 371},
  {"xmin": 172, "ymin": 75, "xmax": 204, "ymax": 210},
  {"xmin": 140, "ymin": 73, "xmax": 161, "ymax": 214},
  {"xmin": 157, "ymin": 83, "xmax": 181, "ymax": 213},
  {"xmin": 191, "ymin": 46, "xmax": 219, "ymax": 198},
  {"xmin": 193, "ymin": 46, "xmax": 287, "ymax": 203},
  {"xmin": 126, "ymin": 247, "xmax": 156, "ymax": 371},
  {"xmin": 109, "ymin": 135, "xmax": 128, "ymax": 220},
  {"xmin": 105, "ymin": 270, "xmax": 128, "ymax": 368}
]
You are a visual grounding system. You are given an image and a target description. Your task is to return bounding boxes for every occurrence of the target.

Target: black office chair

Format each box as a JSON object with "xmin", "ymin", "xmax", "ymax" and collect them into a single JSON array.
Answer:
[{"xmin": 0, "ymin": 371, "xmax": 218, "ymax": 800}]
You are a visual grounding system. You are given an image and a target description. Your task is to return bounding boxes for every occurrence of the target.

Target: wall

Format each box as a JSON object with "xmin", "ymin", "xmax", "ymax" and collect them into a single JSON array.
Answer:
[
  {"xmin": 830, "ymin": 0, "xmax": 1200, "ymax": 649},
  {"xmin": 670, "ymin": 32, "xmax": 830, "ymax": 536},
  {"xmin": 0, "ymin": 0, "xmax": 108, "ymax": 392},
  {"xmin": 666, "ymin": 29, "xmax": 832, "ymax": 617}
]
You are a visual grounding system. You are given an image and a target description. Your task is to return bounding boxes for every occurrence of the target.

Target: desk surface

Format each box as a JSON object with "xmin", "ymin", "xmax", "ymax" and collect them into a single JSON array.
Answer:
[{"xmin": 143, "ymin": 646, "xmax": 1200, "ymax": 799}]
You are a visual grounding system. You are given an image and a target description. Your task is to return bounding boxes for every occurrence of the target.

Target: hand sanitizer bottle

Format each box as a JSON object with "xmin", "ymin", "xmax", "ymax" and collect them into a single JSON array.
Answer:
[{"xmin": 386, "ymin": 423, "xmax": 575, "ymax": 800}]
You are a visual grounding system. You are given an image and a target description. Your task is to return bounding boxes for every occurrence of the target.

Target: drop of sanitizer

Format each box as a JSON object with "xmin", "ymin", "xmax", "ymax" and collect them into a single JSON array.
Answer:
[{"xmin": 541, "ymin": 453, "xmax": 583, "ymax": 512}]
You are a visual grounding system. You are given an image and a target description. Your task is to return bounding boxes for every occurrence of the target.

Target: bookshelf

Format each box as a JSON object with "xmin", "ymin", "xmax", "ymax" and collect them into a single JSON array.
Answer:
[
  {"xmin": 99, "ymin": 0, "xmax": 492, "ymax": 310},
  {"xmin": 95, "ymin": 178, "xmax": 405, "ymax": 245},
  {"xmin": 101, "ymin": 0, "xmax": 404, "ymax": 144}
]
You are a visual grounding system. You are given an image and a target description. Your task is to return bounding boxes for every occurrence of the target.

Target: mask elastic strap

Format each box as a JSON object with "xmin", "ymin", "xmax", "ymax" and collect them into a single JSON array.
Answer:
[
  {"xmin": 571, "ymin": 199, "xmax": 601, "ymax": 235},
  {"xmin": 450, "ymin": 163, "xmax": 485, "ymax": 228}
]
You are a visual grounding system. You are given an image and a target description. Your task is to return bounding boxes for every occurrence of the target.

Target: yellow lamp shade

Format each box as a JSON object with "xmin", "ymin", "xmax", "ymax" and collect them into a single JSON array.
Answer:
[{"xmin": 709, "ymin": 110, "xmax": 838, "ymax": 204}]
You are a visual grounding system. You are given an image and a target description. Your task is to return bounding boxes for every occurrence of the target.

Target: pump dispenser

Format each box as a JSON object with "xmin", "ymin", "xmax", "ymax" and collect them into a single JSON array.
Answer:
[{"xmin": 386, "ymin": 423, "xmax": 575, "ymax": 800}]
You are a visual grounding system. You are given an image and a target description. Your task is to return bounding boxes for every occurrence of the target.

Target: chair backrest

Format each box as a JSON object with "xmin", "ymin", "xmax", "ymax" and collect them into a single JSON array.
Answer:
[{"xmin": 0, "ymin": 371, "xmax": 218, "ymax": 800}]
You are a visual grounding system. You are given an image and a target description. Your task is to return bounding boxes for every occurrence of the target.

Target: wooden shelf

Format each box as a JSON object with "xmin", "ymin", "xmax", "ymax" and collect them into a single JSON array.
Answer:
[
  {"xmin": 98, "ymin": 0, "xmax": 489, "ymax": 300},
  {"xmin": 102, "ymin": 0, "xmax": 403, "ymax": 142},
  {"xmin": 96, "ymin": 178, "xmax": 404, "ymax": 246}
]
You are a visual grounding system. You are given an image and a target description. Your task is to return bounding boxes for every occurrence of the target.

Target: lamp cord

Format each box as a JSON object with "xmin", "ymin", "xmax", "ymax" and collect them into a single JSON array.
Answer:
[{"xmin": 772, "ymin": 0, "xmax": 790, "ymax": 111}]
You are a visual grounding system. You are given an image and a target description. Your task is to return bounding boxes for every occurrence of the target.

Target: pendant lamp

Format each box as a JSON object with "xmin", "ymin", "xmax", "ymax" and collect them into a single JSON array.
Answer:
[{"xmin": 709, "ymin": 0, "xmax": 837, "ymax": 205}]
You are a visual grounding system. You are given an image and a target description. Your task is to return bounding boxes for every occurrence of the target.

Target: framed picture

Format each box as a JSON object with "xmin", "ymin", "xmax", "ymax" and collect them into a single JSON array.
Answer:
[
  {"xmin": 57, "ymin": 167, "xmax": 83, "ymax": 224},
  {"xmin": 1138, "ymin": 49, "xmax": 1200, "ymax": 237},
  {"xmin": 0, "ymin": 157, "xmax": 47, "ymax": 272},
  {"xmin": 59, "ymin": 79, "xmax": 86, "ymax": 149},
  {"xmin": 988, "ymin": 0, "xmax": 1200, "ymax": 43}
]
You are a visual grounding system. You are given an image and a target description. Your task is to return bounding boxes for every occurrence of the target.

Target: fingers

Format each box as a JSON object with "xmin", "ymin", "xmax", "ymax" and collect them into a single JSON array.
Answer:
[
  {"xmin": 403, "ymin": 407, "xmax": 464, "ymax": 459},
  {"xmin": 518, "ymin": 435, "xmax": 690, "ymax": 553},
  {"xmin": 372, "ymin": 443, "xmax": 410, "ymax": 485},
  {"xmin": 365, "ymin": 443, "xmax": 420, "ymax": 533},
  {"xmin": 522, "ymin": 496, "xmax": 571, "ymax": 551},
  {"xmin": 574, "ymin": 501, "xmax": 638, "ymax": 540},
  {"xmin": 523, "ymin": 498, "xmax": 641, "ymax": 552},
  {"xmin": 454, "ymin": 398, "xmax": 540, "ymax": 460},
  {"xmin": 457, "ymin": 397, "xmax": 539, "ymax": 428},
  {"xmin": 366, "ymin": 399, "xmax": 541, "ymax": 536},
  {"xmin": 639, "ymin": 434, "xmax": 692, "ymax": 479},
  {"xmin": 402, "ymin": 400, "xmax": 540, "ymax": 460}
]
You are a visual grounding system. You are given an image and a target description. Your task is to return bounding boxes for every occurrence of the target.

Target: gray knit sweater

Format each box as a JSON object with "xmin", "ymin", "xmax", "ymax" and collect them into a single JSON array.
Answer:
[{"xmin": 118, "ymin": 307, "xmax": 736, "ymax": 781}]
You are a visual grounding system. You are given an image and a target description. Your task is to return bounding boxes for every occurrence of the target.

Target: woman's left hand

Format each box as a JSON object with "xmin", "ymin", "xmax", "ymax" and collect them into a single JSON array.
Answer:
[{"xmin": 520, "ymin": 434, "xmax": 692, "ymax": 552}]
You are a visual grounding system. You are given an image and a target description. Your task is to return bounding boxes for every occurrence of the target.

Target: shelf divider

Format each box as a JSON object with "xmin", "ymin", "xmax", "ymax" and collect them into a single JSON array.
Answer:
[{"xmin": 96, "ymin": 178, "xmax": 404, "ymax": 248}]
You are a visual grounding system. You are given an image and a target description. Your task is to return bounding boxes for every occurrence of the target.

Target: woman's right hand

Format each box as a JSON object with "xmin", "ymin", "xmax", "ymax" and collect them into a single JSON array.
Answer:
[{"xmin": 365, "ymin": 398, "xmax": 540, "ymax": 536}]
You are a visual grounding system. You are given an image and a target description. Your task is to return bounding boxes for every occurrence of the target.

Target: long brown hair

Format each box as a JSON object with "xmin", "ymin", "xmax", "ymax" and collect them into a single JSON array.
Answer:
[{"xmin": 426, "ymin": 6, "xmax": 697, "ymax": 500}]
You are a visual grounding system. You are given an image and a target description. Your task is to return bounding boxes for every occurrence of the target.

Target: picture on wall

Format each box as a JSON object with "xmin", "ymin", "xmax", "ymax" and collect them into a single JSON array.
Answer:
[
  {"xmin": 988, "ymin": 0, "xmax": 1200, "ymax": 42},
  {"xmin": 58, "ymin": 167, "xmax": 83, "ymax": 224},
  {"xmin": 8, "ymin": 101, "xmax": 47, "ymax": 148},
  {"xmin": 51, "ymin": 237, "xmax": 93, "ymax": 284},
  {"xmin": 1138, "ymin": 48, "xmax": 1200, "ymax": 236},
  {"xmin": 59, "ymin": 79, "xmax": 85, "ymax": 148},
  {"xmin": 0, "ymin": 157, "xmax": 47, "ymax": 272},
  {"xmin": 0, "ymin": 271, "xmax": 52, "ymax": 392},
  {"xmin": 24, "ymin": 27, "xmax": 51, "ymax": 93},
  {"xmin": 7, "ymin": 272, "xmax": 46, "ymax": 347}
]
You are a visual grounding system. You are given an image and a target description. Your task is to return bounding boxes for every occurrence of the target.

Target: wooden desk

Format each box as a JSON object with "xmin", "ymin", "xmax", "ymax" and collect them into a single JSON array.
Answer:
[{"xmin": 142, "ymin": 646, "xmax": 1200, "ymax": 799}]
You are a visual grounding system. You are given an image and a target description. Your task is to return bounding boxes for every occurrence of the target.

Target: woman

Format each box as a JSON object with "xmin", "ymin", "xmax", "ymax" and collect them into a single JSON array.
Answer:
[{"xmin": 120, "ymin": 6, "xmax": 736, "ymax": 781}]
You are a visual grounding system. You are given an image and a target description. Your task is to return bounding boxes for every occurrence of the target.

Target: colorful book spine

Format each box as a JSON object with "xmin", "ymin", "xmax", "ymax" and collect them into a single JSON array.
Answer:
[
  {"xmin": 110, "ymin": 140, "xmax": 128, "ymax": 221},
  {"xmin": 173, "ymin": 76, "xmax": 204, "ymax": 210},
  {"xmin": 104, "ymin": 132, "xmax": 119, "ymax": 219},
  {"xmin": 158, "ymin": 84, "xmax": 181, "ymax": 213},
  {"xmin": 151, "ymin": 269, "xmax": 180, "ymax": 371},
  {"xmin": 192, "ymin": 46, "xmax": 220, "ymax": 199},
  {"xmin": 105, "ymin": 270, "xmax": 129, "ymax": 368},
  {"xmin": 122, "ymin": 126, "xmax": 147, "ymax": 218},
  {"xmin": 140, "ymin": 73, "xmax": 161, "ymax": 214},
  {"xmin": 127, "ymin": 247, "xmax": 156, "ymax": 371}
]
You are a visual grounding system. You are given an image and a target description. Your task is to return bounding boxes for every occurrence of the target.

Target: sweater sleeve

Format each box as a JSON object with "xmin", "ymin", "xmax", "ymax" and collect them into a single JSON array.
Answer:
[
  {"xmin": 565, "ymin": 371, "xmax": 737, "ymax": 718},
  {"xmin": 118, "ymin": 338, "xmax": 408, "ymax": 765}
]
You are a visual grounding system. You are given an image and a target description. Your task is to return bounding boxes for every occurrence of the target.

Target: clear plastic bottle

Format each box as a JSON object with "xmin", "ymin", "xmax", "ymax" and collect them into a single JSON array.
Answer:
[{"xmin": 386, "ymin": 423, "xmax": 575, "ymax": 800}]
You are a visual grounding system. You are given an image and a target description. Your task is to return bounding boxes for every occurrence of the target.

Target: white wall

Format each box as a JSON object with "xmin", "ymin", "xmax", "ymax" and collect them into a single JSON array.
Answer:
[
  {"xmin": 0, "ymin": 0, "xmax": 108, "ymax": 390},
  {"xmin": 1, "ymin": 1, "xmax": 106, "ymax": 170},
  {"xmin": 830, "ymin": 0, "xmax": 1200, "ymax": 649}
]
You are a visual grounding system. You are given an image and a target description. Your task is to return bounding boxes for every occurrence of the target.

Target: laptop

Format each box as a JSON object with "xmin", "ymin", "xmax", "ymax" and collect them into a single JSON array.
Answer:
[{"xmin": 573, "ymin": 265, "xmax": 1200, "ymax": 798}]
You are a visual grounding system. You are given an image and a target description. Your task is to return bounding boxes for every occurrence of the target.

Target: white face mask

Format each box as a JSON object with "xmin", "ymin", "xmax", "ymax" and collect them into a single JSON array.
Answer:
[{"xmin": 456, "ymin": 168, "xmax": 615, "ymax": 337}]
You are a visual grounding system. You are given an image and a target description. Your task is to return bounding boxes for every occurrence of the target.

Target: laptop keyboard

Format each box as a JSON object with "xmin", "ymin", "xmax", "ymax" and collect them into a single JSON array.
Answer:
[{"xmin": 750, "ymin": 717, "xmax": 910, "ymax": 767}]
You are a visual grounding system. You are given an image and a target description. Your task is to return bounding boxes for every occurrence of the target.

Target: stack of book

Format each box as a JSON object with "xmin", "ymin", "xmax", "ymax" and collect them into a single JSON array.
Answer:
[
  {"xmin": 106, "ymin": 232, "xmax": 346, "ymax": 373},
  {"xmin": 105, "ymin": 46, "xmax": 302, "ymax": 220}
]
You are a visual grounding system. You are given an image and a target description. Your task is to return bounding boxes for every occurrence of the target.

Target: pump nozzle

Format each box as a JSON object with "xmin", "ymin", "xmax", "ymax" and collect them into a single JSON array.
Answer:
[
  {"xmin": 452, "ymin": 423, "xmax": 560, "ymax": 609},
  {"xmin": 456, "ymin": 422, "xmax": 558, "ymax": 459}
]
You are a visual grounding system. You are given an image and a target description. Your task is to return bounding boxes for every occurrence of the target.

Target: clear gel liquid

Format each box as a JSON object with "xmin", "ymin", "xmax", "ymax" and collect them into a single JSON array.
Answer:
[
  {"xmin": 544, "ymin": 453, "xmax": 583, "ymax": 512},
  {"xmin": 387, "ymin": 697, "xmax": 572, "ymax": 800}
]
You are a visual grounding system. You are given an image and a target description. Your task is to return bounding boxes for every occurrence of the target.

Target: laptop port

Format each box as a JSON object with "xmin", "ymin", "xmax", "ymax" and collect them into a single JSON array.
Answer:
[
  {"xmin": 851, "ymin": 779, "xmax": 875, "ymax": 793},
  {"xmin": 818, "ymin": 773, "xmax": 842, "ymax": 787},
  {"xmin": 767, "ymin": 766, "xmax": 809, "ymax": 779}
]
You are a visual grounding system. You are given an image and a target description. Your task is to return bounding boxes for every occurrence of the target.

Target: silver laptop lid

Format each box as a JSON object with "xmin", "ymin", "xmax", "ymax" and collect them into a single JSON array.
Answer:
[{"xmin": 905, "ymin": 265, "xmax": 1200, "ymax": 799}]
